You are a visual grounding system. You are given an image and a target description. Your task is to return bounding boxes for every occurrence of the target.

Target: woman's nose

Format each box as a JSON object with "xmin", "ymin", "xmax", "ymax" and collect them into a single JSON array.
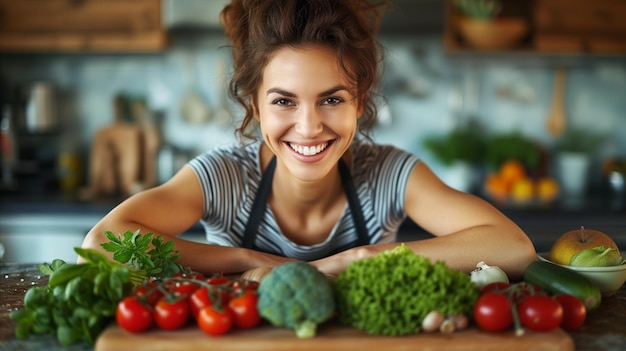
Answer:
[{"xmin": 294, "ymin": 106, "xmax": 323, "ymax": 137}]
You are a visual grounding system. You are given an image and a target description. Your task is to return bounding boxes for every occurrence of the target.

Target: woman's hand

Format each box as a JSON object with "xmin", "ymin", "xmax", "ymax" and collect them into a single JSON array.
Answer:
[
  {"xmin": 310, "ymin": 245, "xmax": 385, "ymax": 279},
  {"xmin": 240, "ymin": 266, "xmax": 273, "ymax": 282}
]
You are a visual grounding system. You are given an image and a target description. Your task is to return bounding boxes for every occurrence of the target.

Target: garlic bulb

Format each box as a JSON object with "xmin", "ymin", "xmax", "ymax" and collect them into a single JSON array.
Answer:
[
  {"xmin": 470, "ymin": 261, "xmax": 509, "ymax": 289},
  {"xmin": 421, "ymin": 310, "xmax": 445, "ymax": 332}
]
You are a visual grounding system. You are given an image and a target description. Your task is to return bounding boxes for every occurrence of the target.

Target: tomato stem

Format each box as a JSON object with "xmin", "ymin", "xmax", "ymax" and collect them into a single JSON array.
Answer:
[{"xmin": 510, "ymin": 297, "xmax": 525, "ymax": 337}]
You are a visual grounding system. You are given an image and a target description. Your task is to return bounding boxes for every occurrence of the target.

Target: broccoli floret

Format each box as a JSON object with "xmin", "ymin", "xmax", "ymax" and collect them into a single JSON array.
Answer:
[
  {"xmin": 332, "ymin": 244, "xmax": 478, "ymax": 336},
  {"xmin": 257, "ymin": 261, "xmax": 335, "ymax": 338}
]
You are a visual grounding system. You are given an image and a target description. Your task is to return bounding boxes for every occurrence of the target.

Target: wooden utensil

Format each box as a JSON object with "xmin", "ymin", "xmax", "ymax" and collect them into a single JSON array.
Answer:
[
  {"xmin": 546, "ymin": 67, "xmax": 567, "ymax": 137},
  {"xmin": 81, "ymin": 96, "xmax": 142, "ymax": 199}
]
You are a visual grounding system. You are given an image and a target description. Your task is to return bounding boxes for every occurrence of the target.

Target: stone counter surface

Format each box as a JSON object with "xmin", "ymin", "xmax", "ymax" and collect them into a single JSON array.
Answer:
[{"xmin": 1, "ymin": 263, "xmax": 625, "ymax": 351}]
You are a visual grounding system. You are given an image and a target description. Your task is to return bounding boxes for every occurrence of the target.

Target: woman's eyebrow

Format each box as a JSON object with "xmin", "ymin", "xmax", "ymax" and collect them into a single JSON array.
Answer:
[
  {"xmin": 318, "ymin": 85, "xmax": 349, "ymax": 97},
  {"xmin": 265, "ymin": 85, "xmax": 349, "ymax": 98},
  {"xmin": 266, "ymin": 87, "xmax": 296, "ymax": 97}
]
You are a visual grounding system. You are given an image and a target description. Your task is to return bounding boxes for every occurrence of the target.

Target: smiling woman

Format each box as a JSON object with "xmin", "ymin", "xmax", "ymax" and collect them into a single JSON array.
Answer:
[
  {"xmin": 80, "ymin": 0, "xmax": 536, "ymax": 281},
  {"xmin": 256, "ymin": 46, "xmax": 359, "ymax": 180}
]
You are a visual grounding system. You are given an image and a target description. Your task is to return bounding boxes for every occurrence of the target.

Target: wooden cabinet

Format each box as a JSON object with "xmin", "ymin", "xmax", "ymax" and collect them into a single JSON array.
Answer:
[
  {"xmin": 444, "ymin": 0, "xmax": 626, "ymax": 54},
  {"xmin": 533, "ymin": 0, "xmax": 626, "ymax": 53},
  {"xmin": 0, "ymin": 0, "xmax": 166, "ymax": 52}
]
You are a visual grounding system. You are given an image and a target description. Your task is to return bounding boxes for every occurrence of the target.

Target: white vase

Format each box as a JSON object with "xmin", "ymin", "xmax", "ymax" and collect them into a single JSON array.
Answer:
[{"xmin": 557, "ymin": 152, "xmax": 590, "ymax": 197}]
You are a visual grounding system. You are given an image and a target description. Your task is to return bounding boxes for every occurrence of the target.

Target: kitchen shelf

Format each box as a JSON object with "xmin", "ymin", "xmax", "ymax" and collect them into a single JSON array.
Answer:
[
  {"xmin": 444, "ymin": 0, "xmax": 626, "ymax": 56},
  {"xmin": 0, "ymin": 0, "xmax": 166, "ymax": 53}
]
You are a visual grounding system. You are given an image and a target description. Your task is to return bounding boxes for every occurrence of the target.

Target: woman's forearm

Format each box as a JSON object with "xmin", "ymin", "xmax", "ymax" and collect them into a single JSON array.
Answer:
[
  {"xmin": 168, "ymin": 238, "xmax": 293, "ymax": 275},
  {"xmin": 311, "ymin": 224, "xmax": 536, "ymax": 281},
  {"xmin": 403, "ymin": 224, "xmax": 537, "ymax": 280},
  {"xmin": 81, "ymin": 220, "xmax": 293, "ymax": 275}
]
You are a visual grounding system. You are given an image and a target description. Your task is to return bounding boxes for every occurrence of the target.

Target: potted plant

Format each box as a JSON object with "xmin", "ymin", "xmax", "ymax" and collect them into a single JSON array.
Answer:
[
  {"xmin": 454, "ymin": 0, "xmax": 528, "ymax": 50},
  {"xmin": 555, "ymin": 128, "xmax": 605, "ymax": 197},
  {"xmin": 423, "ymin": 120, "xmax": 485, "ymax": 192}
]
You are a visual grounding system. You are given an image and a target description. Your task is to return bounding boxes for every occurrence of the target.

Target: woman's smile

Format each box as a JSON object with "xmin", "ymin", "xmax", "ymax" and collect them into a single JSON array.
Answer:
[{"xmin": 288, "ymin": 141, "xmax": 330, "ymax": 156}]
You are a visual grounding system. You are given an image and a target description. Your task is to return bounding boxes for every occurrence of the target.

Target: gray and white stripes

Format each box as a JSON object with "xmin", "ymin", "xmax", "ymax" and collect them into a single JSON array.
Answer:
[{"xmin": 187, "ymin": 140, "xmax": 420, "ymax": 261}]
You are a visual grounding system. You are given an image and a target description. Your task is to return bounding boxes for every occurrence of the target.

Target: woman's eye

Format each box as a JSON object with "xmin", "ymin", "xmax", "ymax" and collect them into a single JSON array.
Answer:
[
  {"xmin": 272, "ymin": 98, "xmax": 293, "ymax": 106},
  {"xmin": 322, "ymin": 97, "xmax": 343, "ymax": 105}
]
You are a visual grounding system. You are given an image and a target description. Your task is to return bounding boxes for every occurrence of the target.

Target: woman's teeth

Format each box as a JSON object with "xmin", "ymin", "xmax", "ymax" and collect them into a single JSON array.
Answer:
[{"xmin": 289, "ymin": 143, "xmax": 328, "ymax": 156}]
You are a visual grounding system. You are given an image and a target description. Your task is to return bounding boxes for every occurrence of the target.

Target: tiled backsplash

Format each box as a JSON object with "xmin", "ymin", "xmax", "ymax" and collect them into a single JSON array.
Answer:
[{"xmin": 1, "ymin": 35, "xmax": 625, "ymax": 188}]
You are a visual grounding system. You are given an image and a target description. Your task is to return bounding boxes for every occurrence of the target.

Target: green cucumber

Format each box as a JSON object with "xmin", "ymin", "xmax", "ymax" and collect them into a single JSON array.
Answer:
[{"xmin": 523, "ymin": 261, "xmax": 602, "ymax": 311}]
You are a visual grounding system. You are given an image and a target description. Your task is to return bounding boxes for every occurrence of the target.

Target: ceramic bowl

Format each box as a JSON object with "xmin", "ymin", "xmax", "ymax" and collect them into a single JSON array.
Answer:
[
  {"xmin": 537, "ymin": 253, "xmax": 626, "ymax": 296},
  {"xmin": 457, "ymin": 18, "xmax": 528, "ymax": 50}
]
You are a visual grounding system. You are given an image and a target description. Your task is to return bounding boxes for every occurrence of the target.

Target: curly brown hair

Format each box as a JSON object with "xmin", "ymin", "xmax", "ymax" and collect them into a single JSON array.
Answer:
[{"xmin": 220, "ymin": 0, "xmax": 387, "ymax": 142}]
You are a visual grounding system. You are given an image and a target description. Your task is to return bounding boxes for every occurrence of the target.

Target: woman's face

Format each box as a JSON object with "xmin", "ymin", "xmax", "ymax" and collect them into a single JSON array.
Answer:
[{"xmin": 255, "ymin": 46, "xmax": 360, "ymax": 182}]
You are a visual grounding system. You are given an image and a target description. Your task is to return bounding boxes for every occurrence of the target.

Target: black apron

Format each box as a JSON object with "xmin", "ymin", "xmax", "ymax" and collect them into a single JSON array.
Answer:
[{"xmin": 241, "ymin": 156, "xmax": 370, "ymax": 250}]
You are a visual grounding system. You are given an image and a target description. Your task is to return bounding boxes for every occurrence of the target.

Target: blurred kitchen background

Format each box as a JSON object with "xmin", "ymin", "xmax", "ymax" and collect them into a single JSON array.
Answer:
[{"xmin": 1, "ymin": 0, "xmax": 625, "ymax": 263}]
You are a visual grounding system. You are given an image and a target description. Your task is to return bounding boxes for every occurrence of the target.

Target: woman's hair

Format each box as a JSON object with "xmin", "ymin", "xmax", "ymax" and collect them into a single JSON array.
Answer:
[{"xmin": 220, "ymin": 0, "xmax": 387, "ymax": 142}]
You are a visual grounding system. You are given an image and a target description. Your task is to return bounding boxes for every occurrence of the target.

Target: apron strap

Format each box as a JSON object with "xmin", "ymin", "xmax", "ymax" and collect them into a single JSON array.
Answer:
[
  {"xmin": 337, "ymin": 158, "xmax": 370, "ymax": 247},
  {"xmin": 242, "ymin": 156, "xmax": 370, "ymax": 249},
  {"xmin": 241, "ymin": 156, "xmax": 276, "ymax": 249}
]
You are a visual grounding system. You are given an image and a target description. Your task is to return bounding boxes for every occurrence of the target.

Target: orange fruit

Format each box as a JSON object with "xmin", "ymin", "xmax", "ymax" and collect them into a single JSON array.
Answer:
[
  {"xmin": 537, "ymin": 177, "xmax": 559, "ymax": 202},
  {"xmin": 510, "ymin": 177, "xmax": 535, "ymax": 204},
  {"xmin": 485, "ymin": 173, "xmax": 509, "ymax": 202},
  {"xmin": 499, "ymin": 159, "xmax": 527, "ymax": 186},
  {"xmin": 549, "ymin": 227, "xmax": 620, "ymax": 265}
]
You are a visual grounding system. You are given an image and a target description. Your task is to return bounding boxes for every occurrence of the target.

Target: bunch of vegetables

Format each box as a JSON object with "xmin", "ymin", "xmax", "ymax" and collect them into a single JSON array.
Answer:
[
  {"xmin": 11, "ymin": 228, "xmax": 607, "ymax": 345},
  {"xmin": 10, "ymin": 230, "xmax": 263, "ymax": 344},
  {"xmin": 332, "ymin": 244, "xmax": 478, "ymax": 335},
  {"xmin": 9, "ymin": 230, "xmax": 181, "ymax": 346}
]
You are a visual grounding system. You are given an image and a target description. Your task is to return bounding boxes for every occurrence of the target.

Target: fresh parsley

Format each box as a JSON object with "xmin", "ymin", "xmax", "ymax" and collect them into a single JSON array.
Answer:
[{"xmin": 100, "ymin": 230, "xmax": 183, "ymax": 277}]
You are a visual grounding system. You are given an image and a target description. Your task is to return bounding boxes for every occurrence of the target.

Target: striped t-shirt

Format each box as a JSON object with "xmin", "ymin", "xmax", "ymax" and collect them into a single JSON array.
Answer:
[{"xmin": 187, "ymin": 140, "xmax": 420, "ymax": 261}]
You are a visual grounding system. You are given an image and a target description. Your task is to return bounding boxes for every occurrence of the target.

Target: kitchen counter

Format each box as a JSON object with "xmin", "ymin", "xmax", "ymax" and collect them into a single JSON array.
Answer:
[
  {"xmin": 2, "ymin": 192, "xmax": 625, "ymax": 262},
  {"xmin": 1, "ymin": 263, "xmax": 625, "ymax": 351}
]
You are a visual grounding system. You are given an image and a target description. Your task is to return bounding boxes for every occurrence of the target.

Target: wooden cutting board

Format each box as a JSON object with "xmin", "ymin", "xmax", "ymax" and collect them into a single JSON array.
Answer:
[{"xmin": 95, "ymin": 321, "xmax": 574, "ymax": 351}]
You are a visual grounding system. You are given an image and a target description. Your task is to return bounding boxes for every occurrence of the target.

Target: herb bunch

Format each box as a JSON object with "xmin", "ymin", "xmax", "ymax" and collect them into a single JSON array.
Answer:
[{"xmin": 101, "ymin": 230, "xmax": 183, "ymax": 277}]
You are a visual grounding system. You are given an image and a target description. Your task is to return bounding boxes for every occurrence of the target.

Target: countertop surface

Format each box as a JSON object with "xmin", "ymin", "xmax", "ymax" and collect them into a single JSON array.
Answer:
[
  {"xmin": 1, "ymin": 263, "xmax": 625, "ymax": 351},
  {"xmin": 2, "ymin": 191, "xmax": 626, "ymax": 255},
  {"xmin": 2, "ymin": 187, "xmax": 625, "ymax": 218}
]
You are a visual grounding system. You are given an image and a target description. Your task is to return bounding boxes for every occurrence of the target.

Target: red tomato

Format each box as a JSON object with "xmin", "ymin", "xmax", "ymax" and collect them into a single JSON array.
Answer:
[
  {"xmin": 133, "ymin": 284, "xmax": 163, "ymax": 307},
  {"xmin": 473, "ymin": 293, "xmax": 513, "ymax": 332},
  {"xmin": 191, "ymin": 285, "xmax": 234, "ymax": 317},
  {"xmin": 190, "ymin": 287, "xmax": 214, "ymax": 319},
  {"xmin": 170, "ymin": 273, "xmax": 203, "ymax": 296},
  {"xmin": 197, "ymin": 305, "xmax": 234, "ymax": 336},
  {"xmin": 517, "ymin": 295, "xmax": 563, "ymax": 332},
  {"xmin": 172, "ymin": 280, "xmax": 200, "ymax": 297},
  {"xmin": 228, "ymin": 292, "xmax": 261, "ymax": 329},
  {"xmin": 154, "ymin": 296, "xmax": 190, "ymax": 330},
  {"xmin": 480, "ymin": 282, "xmax": 510, "ymax": 295},
  {"xmin": 554, "ymin": 294, "xmax": 586, "ymax": 331},
  {"xmin": 207, "ymin": 276, "xmax": 231, "ymax": 286},
  {"xmin": 116, "ymin": 296, "xmax": 153, "ymax": 333}
]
